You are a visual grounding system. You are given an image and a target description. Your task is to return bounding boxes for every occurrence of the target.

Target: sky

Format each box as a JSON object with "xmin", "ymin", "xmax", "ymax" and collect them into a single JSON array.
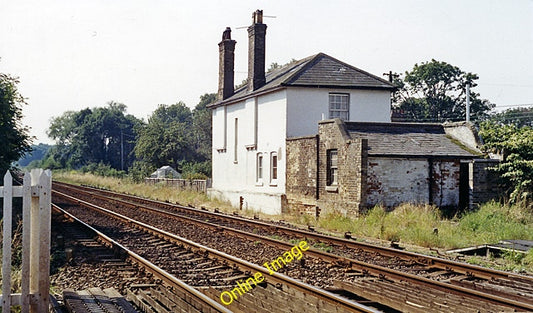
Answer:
[{"xmin": 1, "ymin": 0, "xmax": 532, "ymax": 144}]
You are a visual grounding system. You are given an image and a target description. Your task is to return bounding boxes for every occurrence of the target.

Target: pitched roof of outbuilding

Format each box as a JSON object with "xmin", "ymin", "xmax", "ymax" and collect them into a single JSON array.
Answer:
[
  {"xmin": 344, "ymin": 121, "xmax": 476, "ymax": 158},
  {"xmin": 209, "ymin": 53, "xmax": 396, "ymax": 108}
]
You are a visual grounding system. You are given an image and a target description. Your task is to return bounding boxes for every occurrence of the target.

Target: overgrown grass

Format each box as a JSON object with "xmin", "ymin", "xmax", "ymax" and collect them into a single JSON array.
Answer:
[
  {"xmin": 317, "ymin": 203, "xmax": 533, "ymax": 249},
  {"xmin": 0, "ymin": 221, "xmax": 24, "ymax": 312},
  {"xmin": 54, "ymin": 170, "xmax": 233, "ymax": 212},
  {"xmin": 316, "ymin": 202, "xmax": 533, "ymax": 272},
  {"xmin": 53, "ymin": 171, "xmax": 533, "ymax": 273}
]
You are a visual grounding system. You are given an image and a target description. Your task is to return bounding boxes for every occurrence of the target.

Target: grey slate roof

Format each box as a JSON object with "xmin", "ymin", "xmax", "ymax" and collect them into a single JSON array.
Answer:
[
  {"xmin": 345, "ymin": 122, "xmax": 475, "ymax": 158},
  {"xmin": 209, "ymin": 53, "xmax": 396, "ymax": 108}
]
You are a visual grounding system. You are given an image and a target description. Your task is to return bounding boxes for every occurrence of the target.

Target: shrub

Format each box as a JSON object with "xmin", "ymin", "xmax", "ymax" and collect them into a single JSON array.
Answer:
[{"xmin": 81, "ymin": 162, "xmax": 125, "ymax": 178}]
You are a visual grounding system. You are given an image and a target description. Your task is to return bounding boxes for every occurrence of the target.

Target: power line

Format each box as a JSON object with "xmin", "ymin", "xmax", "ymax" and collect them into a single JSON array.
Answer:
[
  {"xmin": 494, "ymin": 103, "xmax": 533, "ymax": 108},
  {"xmin": 483, "ymin": 83, "xmax": 533, "ymax": 87}
]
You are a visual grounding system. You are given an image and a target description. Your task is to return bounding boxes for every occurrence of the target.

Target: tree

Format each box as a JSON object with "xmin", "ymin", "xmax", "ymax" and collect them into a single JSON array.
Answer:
[
  {"xmin": 490, "ymin": 107, "xmax": 533, "ymax": 128},
  {"xmin": 17, "ymin": 143, "xmax": 52, "ymax": 167},
  {"xmin": 0, "ymin": 70, "xmax": 33, "ymax": 173},
  {"xmin": 134, "ymin": 102, "xmax": 194, "ymax": 170},
  {"xmin": 192, "ymin": 93, "xmax": 216, "ymax": 161},
  {"xmin": 46, "ymin": 102, "xmax": 142, "ymax": 170},
  {"xmin": 479, "ymin": 121, "xmax": 533, "ymax": 205},
  {"xmin": 392, "ymin": 60, "xmax": 494, "ymax": 122},
  {"xmin": 134, "ymin": 95, "xmax": 215, "ymax": 178}
]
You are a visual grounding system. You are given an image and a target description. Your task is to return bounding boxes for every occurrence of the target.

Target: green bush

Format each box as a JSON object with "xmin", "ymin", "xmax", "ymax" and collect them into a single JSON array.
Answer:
[
  {"xmin": 180, "ymin": 160, "xmax": 211, "ymax": 180},
  {"xmin": 127, "ymin": 161, "xmax": 156, "ymax": 183},
  {"xmin": 81, "ymin": 162, "xmax": 125, "ymax": 178}
]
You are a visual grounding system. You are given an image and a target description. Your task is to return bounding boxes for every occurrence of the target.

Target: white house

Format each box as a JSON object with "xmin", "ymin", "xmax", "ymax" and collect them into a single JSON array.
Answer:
[{"xmin": 207, "ymin": 10, "xmax": 395, "ymax": 214}]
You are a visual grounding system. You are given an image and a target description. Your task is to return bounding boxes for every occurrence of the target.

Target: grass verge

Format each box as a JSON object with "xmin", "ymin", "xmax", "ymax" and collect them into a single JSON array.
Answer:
[
  {"xmin": 54, "ymin": 170, "xmax": 234, "ymax": 212},
  {"xmin": 317, "ymin": 203, "xmax": 533, "ymax": 249}
]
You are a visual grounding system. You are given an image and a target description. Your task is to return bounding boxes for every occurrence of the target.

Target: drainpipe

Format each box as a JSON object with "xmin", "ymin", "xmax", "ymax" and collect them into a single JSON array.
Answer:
[
  {"xmin": 428, "ymin": 158, "xmax": 434, "ymax": 205},
  {"xmin": 316, "ymin": 134, "xmax": 320, "ymax": 200}
]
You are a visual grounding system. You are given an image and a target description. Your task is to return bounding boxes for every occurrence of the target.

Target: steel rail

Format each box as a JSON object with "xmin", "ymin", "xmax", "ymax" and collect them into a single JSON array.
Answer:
[
  {"xmin": 54, "ymin": 182, "xmax": 531, "ymax": 282},
  {"xmin": 51, "ymin": 203, "xmax": 233, "ymax": 313},
  {"xmin": 53, "ymin": 186, "xmax": 533, "ymax": 312},
  {"xmin": 53, "ymin": 191, "xmax": 381, "ymax": 313}
]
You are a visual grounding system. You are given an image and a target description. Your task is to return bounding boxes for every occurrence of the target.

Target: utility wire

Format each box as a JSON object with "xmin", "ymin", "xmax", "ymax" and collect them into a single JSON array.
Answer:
[{"xmin": 494, "ymin": 103, "xmax": 533, "ymax": 108}]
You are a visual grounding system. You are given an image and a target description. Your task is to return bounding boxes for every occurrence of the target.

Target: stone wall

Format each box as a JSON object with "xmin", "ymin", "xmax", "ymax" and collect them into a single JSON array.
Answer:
[
  {"xmin": 431, "ymin": 159, "xmax": 461, "ymax": 207},
  {"xmin": 470, "ymin": 159, "xmax": 502, "ymax": 206},
  {"xmin": 285, "ymin": 120, "xmax": 368, "ymax": 216},
  {"xmin": 316, "ymin": 120, "xmax": 367, "ymax": 216},
  {"xmin": 366, "ymin": 158, "xmax": 462, "ymax": 208},
  {"xmin": 443, "ymin": 121, "xmax": 483, "ymax": 154},
  {"xmin": 286, "ymin": 135, "xmax": 318, "ymax": 214},
  {"xmin": 366, "ymin": 158, "xmax": 429, "ymax": 207},
  {"xmin": 285, "ymin": 119, "xmax": 495, "ymax": 216}
]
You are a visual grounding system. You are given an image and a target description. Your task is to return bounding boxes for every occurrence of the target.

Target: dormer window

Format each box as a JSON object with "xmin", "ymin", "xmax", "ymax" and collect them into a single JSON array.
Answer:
[{"xmin": 329, "ymin": 93, "xmax": 349, "ymax": 121}]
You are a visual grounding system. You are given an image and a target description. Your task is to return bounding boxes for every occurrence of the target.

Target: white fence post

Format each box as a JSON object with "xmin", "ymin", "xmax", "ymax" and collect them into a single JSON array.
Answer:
[
  {"xmin": 2, "ymin": 171, "xmax": 13, "ymax": 311},
  {"xmin": 38, "ymin": 169, "xmax": 51, "ymax": 312},
  {"xmin": 30, "ymin": 169, "xmax": 41, "ymax": 312},
  {"xmin": 0, "ymin": 169, "xmax": 51, "ymax": 313},
  {"xmin": 21, "ymin": 171, "xmax": 31, "ymax": 312}
]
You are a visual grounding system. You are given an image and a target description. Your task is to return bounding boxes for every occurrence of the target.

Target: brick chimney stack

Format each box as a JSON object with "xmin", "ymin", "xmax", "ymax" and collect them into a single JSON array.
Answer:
[
  {"xmin": 247, "ymin": 10, "xmax": 267, "ymax": 91},
  {"xmin": 218, "ymin": 27, "xmax": 236, "ymax": 100}
]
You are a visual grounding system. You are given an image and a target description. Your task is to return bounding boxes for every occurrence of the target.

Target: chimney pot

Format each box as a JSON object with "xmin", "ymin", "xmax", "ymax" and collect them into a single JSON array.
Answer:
[
  {"xmin": 218, "ymin": 27, "xmax": 236, "ymax": 100},
  {"xmin": 252, "ymin": 9, "xmax": 263, "ymax": 24},
  {"xmin": 247, "ymin": 10, "xmax": 267, "ymax": 91}
]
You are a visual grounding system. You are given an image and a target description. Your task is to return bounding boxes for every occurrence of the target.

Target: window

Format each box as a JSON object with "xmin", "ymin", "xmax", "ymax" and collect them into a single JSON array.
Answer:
[
  {"xmin": 234, "ymin": 118, "xmax": 238, "ymax": 163},
  {"xmin": 329, "ymin": 93, "xmax": 349, "ymax": 121},
  {"xmin": 270, "ymin": 152, "xmax": 278, "ymax": 185},
  {"xmin": 327, "ymin": 149, "xmax": 338, "ymax": 186},
  {"xmin": 256, "ymin": 153, "xmax": 263, "ymax": 184},
  {"xmin": 215, "ymin": 107, "xmax": 227, "ymax": 152}
]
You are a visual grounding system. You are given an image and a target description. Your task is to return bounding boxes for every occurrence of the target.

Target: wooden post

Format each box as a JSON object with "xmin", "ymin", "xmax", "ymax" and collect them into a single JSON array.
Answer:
[
  {"xmin": 38, "ymin": 170, "xmax": 51, "ymax": 312},
  {"xmin": 0, "ymin": 169, "xmax": 51, "ymax": 312},
  {"xmin": 21, "ymin": 171, "xmax": 31, "ymax": 312},
  {"xmin": 30, "ymin": 169, "xmax": 41, "ymax": 313},
  {"xmin": 2, "ymin": 171, "xmax": 13, "ymax": 311}
]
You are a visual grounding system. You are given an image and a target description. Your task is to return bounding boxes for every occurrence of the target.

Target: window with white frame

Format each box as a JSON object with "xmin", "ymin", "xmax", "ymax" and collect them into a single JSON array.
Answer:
[
  {"xmin": 270, "ymin": 152, "xmax": 278, "ymax": 185},
  {"xmin": 329, "ymin": 93, "xmax": 349, "ymax": 121},
  {"xmin": 256, "ymin": 153, "xmax": 263, "ymax": 184}
]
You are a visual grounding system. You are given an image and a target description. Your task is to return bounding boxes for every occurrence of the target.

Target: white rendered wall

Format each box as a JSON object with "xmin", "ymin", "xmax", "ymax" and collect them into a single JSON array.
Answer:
[
  {"xmin": 366, "ymin": 158, "xmax": 461, "ymax": 208},
  {"xmin": 286, "ymin": 88, "xmax": 391, "ymax": 138},
  {"xmin": 212, "ymin": 87, "xmax": 390, "ymax": 214},
  {"xmin": 212, "ymin": 106, "xmax": 226, "ymax": 150},
  {"xmin": 210, "ymin": 90, "xmax": 287, "ymax": 214},
  {"xmin": 366, "ymin": 158, "xmax": 430, "ymax": 207}
]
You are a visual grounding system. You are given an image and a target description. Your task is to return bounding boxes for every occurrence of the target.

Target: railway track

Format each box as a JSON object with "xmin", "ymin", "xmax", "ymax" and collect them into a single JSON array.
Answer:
[
  {"xmin": 53, "ymin": 189, "xmax": 382, "ymax": 313},
  {"xmin": 52, "ymin": 203, "xmax": 234, "ymax": 313},
  {"xmin": 52, "ymin": 182, "xmax": 533, "ymax": 312}
]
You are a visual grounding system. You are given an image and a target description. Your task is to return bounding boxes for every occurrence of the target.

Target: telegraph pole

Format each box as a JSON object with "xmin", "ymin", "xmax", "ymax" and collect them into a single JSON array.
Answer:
[
  {"xmin": 466, "ymin": 83, "xmax": 471, "ymax": 122},
  {"xmin": 383, "ymin": 70, "xmax": 398, "ymax": 83},
  {"xmin": 120, "ymin": 130, "xmax": 124, "ymax": 171}
]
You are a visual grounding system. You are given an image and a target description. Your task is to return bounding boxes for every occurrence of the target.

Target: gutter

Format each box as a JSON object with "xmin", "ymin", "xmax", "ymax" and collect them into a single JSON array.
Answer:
[{"xmin": 207, "ymin": 86, "xmax": 286, "ymax": 109}]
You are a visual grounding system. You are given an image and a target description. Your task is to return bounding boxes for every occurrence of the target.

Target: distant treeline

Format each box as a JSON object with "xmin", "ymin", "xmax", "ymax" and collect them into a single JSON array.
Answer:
[{"xmin": 26, "ymin": 93, "xmax": 216, "ymax": 181}]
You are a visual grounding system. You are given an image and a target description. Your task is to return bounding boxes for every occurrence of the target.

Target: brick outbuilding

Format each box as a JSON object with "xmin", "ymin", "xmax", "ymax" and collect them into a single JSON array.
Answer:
[{"xmin": 286, "ymin": 119, "xmax": 497, "ymax": 216}]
